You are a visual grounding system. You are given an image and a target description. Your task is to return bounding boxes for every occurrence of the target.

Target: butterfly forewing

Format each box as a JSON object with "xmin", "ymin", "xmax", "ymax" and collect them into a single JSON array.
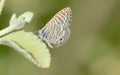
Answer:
[{"xmin": 38, "ymin": 7, "xmax": 72, "ymax": 48}]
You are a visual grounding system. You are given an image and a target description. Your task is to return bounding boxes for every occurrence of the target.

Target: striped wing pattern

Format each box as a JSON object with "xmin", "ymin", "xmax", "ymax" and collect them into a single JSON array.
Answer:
[{"xmin": 38, "ymin": 7, "xmax": 72, "ymax": 48}]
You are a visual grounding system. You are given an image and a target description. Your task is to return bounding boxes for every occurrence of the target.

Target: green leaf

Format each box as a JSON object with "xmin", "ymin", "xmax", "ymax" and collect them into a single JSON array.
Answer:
[{"xmin": 3, "ymin": 30, "xmax": 51, "ymax": 68}]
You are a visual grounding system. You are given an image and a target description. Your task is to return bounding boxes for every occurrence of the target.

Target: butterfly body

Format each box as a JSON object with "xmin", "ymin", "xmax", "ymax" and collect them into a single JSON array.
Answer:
[{"xmin": 38, "ymin": 7, "xmax": 72, "ymax": 48}]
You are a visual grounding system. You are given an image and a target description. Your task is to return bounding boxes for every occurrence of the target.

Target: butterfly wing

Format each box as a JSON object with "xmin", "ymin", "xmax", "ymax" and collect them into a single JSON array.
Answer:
[{"xmin": 39, "ymin": 7, "xmax": 72, "ymax": 48}]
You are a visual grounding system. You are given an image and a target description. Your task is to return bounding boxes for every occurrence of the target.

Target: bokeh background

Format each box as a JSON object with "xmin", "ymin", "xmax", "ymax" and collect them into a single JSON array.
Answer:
[{"xmin": 0, "ymin": 0, "xmax": 120, "ymax": 75}]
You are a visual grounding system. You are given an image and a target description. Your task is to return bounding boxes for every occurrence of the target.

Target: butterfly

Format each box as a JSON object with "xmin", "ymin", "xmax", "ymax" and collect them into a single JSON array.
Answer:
[{"xmin": 38, "ymin": 7, "xmax": 72, "ymax": 48}]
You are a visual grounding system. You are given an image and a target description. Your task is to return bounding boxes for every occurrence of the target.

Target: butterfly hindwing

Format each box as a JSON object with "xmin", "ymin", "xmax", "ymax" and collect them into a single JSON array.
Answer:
[{"xmin": 38, "ymin": 7, "xmax": 72, "ymax": 48}]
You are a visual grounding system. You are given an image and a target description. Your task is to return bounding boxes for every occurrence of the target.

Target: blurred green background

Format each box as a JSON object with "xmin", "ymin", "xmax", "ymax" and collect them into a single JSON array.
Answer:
[{"xmin": 0, "ymin": 0, "xmax": 120, "ymax": 75}]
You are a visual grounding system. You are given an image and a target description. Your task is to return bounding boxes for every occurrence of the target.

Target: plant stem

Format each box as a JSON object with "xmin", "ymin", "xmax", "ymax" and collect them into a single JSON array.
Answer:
[
  {"xmin": 0, "ymin": 38, "xmax": 37, "ymax": 65},
  {"xmin": 0, "ymin": 26, "xmax": 14, "ymax": 37}
]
